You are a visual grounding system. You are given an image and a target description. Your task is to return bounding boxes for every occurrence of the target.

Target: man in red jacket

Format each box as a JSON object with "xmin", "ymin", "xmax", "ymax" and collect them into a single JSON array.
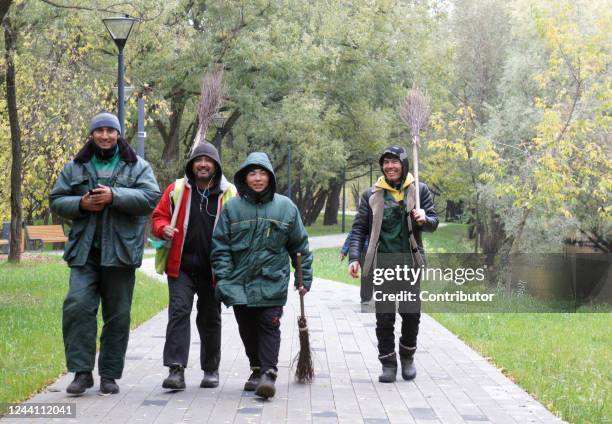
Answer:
[{"xmin": 151, "ymin": 143, "xmax": 236, "ymax": 390}]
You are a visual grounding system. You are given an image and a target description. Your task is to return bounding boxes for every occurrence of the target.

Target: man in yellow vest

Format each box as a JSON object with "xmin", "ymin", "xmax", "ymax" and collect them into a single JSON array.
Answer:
[{"xmin": 151, "ymin": 142, "xmax": 237, "ymax": 390}]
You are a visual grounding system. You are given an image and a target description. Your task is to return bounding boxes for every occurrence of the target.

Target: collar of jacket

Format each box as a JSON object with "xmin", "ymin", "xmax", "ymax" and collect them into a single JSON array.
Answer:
[
  {"xmin": 373, "ymin": 173, "xmax": 415, "ymax": 202},
  {"xmin": 184, "ymin": 174, "xmax": 233, "ymax": 194},
  {"xmin": 74, "ymin": 138, "xmax": 138, "ymax": 164}
]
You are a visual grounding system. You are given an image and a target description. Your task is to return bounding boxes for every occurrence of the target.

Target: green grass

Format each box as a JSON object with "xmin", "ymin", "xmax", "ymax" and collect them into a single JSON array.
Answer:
[
  {"xmin": 0, "ymin": 256, "xmax": 168, "ymax": 404},
  {"xmin": 311, "ymin": 222, "xmax": 611, "ymax": 423},
  {"xmin": 312, "ymin": 223, "xmax": 472, "ymax": 285},
  {"xmin": 305, "ymin": 213, "xmax": 355, "ymax": 237},
  {"xmin": 431, "ymin": 313, "xmax": 611, "ymax": 424},
  {"xmin": 423, "ymin": 222, "xmax": 473, "ymax": 253}
]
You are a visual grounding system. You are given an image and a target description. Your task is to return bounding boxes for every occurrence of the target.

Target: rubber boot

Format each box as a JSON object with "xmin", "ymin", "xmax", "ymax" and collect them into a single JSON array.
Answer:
[
  {"xmin": 399, "ymin": 343, "xmax": 417, "ymax": 381},
  {"xmin": 255, "ymin": 369, "xmax": 277, "ymax": 398},
  {"xmin": 378, "ymin": 352, "xmax": 397, "ymax": 383}
]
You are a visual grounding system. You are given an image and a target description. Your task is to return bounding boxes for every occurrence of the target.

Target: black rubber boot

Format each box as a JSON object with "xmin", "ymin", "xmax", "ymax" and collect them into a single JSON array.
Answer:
[
  {"xmin": 66, "ymin": 371, "xmax": 94, "ymax": 395},
  {"xmin": 244, "ymin": 367, "xmax": 261, "ymax": 391},
  {"xmin": 399, "ymin": 343, "xmax": 417, "ymax": 381},
  {"xmin": 100, "ymin": 377, "xmax": 119, "ymax": 394},
  {"xmin": 200, "ymin": 370, "xmax": 219, "ymax": 388},
  {"xmin": 162, "ymin": 365, "xmax": 186, "ymax": 390},
  {"xmin": 255, "ymin": 369, "xmax": 277, "ymax": 399},
  {"xmin": 378, "ymin": 352, "xmax": 397, "ymax": 383}
]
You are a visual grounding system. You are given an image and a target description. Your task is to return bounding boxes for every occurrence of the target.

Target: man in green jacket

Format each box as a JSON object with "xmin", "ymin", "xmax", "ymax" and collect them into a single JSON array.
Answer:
[
  {"xmin": 50, "ymin": 112, "xmax": 161, "ymax": 395},
  {"xmin": 212, "ymin": 152, "xmax": 313, "ymax": 399}
]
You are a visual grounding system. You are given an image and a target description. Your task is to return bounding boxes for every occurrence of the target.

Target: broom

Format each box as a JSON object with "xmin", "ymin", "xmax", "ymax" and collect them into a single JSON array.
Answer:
[
  {"xmin": 294, "ymin": 252, "xmax": 314, "ymax": 383},
  {"xmin": 170, "ymin": 67, "xmax": 224, "ymax": 227},
  {"xmin": 400, "ymin": 85, "xmax": 431, "ymax": 209}
]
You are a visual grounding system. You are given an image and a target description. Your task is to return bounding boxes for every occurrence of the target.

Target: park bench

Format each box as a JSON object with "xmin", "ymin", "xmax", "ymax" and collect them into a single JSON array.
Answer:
[
  {"xmin": 1, "ymin": 222, "xmax": 25, "ymax": 254},
  {"xmin": 25, "ymin": 225, "xmax": 67, "ymax": 250}
]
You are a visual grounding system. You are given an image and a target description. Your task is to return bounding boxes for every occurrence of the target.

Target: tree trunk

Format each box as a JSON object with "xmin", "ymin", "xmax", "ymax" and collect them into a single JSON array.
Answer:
[
  {"xmin": 323, "ymin": 179, "xmax": 342, "ymax": 225},
  {"xmin": 212, "ymin": 109, "xmax": 241, "ymax": 159},
  {"xmin": 504, "ymin": 208, "xmax": 531, "ymax": 294},
  {"xmin": 155, "ymin": 93, "xmax": 186, "ymax": 163},
  {"xmin": 3, "ymin": 12, "xmax": 23, "ymax": 263}
]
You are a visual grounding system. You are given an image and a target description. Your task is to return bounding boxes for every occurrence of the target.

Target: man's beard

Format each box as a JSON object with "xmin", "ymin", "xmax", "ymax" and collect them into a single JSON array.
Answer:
[
  {"xmin": 195, "ymin": 173, "xmax": 215, "ymax": 188},
  {"xmin": 93, "ymin": 144, "xmax": 117, "ymax": 160}
]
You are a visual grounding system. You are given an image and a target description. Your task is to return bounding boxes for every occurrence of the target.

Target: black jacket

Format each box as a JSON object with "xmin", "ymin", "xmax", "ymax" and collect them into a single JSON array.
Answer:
[{"xmin": 348, "ymin": 181, "xmax": 438, "ymax": 264}]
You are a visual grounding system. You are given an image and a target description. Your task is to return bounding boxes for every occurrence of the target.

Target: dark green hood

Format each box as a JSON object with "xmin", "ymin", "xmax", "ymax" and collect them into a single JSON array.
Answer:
[{"xmin": 234, "ymin": 152, "xmax": 277, "ymax": 202}]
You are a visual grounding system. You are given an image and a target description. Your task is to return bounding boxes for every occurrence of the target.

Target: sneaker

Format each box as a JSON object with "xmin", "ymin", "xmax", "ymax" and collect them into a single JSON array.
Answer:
[
  {"xmin": 162, "ymin": 365, "xmax": 186, "ymax": 390},
  {"xmin": 243, "ymin": 367, "xmax": 261, "ymax": 391},
  {"xmin": 200, "ymin": 370, "xmax": 219, "ymax": 388},
  {"xmin": 66, "ymin": 372, "xmax": 94, "ymax": 395},
  {"xmin": 254, "ymin": 369, "xmax": 277, "ymax": 399},
  {"xmin": 100, "ymin": 377, "xmax": 119, "ymax": 394}
]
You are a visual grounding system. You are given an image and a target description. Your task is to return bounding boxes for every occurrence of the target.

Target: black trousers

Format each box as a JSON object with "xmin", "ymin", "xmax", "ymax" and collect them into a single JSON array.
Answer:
[
  {"xmin": 163, "ymin": 270, "xmax": 221, "ymax": 371},
  {"xmin": 375, "ymin": 312, "xmax": 420, "ymax": 356},
  {"xmin": 63, "ymin": 250, "xmax": 135, "ymax": 379},
  {"xmin": 233, "ymin": 305, "xmax": 283, "ymax": 372}
]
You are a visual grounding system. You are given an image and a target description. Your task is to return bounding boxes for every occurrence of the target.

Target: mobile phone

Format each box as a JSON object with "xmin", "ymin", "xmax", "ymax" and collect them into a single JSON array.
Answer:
[{"xmin": 88, "ymin": 185, "xmax": 101, "ymax": 195}]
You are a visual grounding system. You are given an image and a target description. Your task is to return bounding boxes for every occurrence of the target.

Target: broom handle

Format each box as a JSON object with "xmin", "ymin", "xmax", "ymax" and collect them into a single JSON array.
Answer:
[
  {"xmin": 412, "ymin": 135, "xmax": 420, "ymax": 210},
  {"xmin": 296, "ymin": 252, "xmax": 305, "ymax": 319}
]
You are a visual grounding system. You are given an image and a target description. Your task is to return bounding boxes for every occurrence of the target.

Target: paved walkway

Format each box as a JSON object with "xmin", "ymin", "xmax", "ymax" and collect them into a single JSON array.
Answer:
[{"xmin": 2, "ymin": 254, "xmax": 564, "ymax": 424}]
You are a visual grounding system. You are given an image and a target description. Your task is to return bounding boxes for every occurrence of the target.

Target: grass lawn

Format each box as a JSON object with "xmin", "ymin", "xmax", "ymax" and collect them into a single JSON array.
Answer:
[
  {"xmin": 431, "ymin": 313, "xmax": 611, "ymax": 424},
  {"xmin": 311, "ymin": 222, "xmax": 611, "ymax": 424},
  {"xmin": 0, "ymin": 256, "xmax": 168, "ymax": 404},
  {"xmin": 305, "ymin": 213, "xmax": 355, "ymax": 237}
]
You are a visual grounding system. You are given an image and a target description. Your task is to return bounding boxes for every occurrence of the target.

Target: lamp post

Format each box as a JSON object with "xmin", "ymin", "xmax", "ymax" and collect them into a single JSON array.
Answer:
[
  {"xmin": 341, "ymin": 164, "xmax": 346, "ymax": 233},
  {"xmin": 102, "ymin": 16, "xmax": 136, "ymax": 135},
  {"xmin": 287, "ymin": 144, "xmax": 292, "ymax": 201}
]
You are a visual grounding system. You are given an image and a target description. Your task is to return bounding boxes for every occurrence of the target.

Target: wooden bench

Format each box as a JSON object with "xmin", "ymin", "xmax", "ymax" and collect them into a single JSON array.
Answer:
[
  {"xmin": 25, "ymin": 225, "xmax": 68, "ymax": 249},
  {"xmin": 0, "ymin": 228, "xmax": 25, "ymax": 253}
]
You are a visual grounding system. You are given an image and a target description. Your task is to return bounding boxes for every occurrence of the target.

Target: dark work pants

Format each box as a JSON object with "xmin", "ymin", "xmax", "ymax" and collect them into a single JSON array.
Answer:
[
  {"xmin": 63, "ymin": 250, "xmax": 135, "ymax": 379},
  {"xmin": 163, "ymin": 270, "xmax": 221, "ymax": 371},
  {"xmin": 233, "ymin": 306, "xmax": 283, "ymax": 372},
  {"xmin": 375, "ymin": 312, "xmax": 420, "ymax": 356}
]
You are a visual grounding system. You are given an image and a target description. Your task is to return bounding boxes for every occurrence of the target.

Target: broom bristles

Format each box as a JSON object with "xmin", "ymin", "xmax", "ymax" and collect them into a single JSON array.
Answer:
[
  {"xmin": 190, "ymin": 67, "xmax": 224, "ymax": 154},
  {"xmin": 400, "ymin": 85, "xmax": 431, "ymax": 144},
  {"xmin": 295, "ymin": 316, "xmax": 314, "ymax": 383}
]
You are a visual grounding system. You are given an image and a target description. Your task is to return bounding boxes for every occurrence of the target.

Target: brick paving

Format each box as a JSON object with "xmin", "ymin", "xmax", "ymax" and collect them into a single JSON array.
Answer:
[{"xmin": 1, "ymin": 253, "xmax": 565, "ymax": 424}]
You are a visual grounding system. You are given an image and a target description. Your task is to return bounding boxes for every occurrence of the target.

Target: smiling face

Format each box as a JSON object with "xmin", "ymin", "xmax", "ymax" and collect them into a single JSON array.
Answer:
[
  {"xmin": 192, "ymin": 155, "xmax": 217, "ymax": 184},
  {"xmin": 245, "ymin": 168, "xmax": 270, "ymax": 193},
  {"xmin": 382, "ymin": 156, "xmax": 403, "ymax": 184},
  {"xmin": 92, "ymin": 127, "xmax": 119, "ymax": 150}
]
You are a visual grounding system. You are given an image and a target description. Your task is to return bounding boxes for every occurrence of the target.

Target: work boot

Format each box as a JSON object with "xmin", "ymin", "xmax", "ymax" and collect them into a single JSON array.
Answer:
[
  {"xmin": 399, "ymin": 343, "xmax": 417, "ymax": 381},
  {"xmin": 162, "ymin": 365, "xmax": 186, "ymax": 390},
  {"xmin": 200, "ymin": 370, "xmax": 219, "ymax": 388},
  {"xmin": 66, "ymin": 371, "xmax": 94, "ymax": 395},
  {"xmin": 378, "ymin": 352, "xmax": 397, "ymax": 383},
  {"xmin": 100, "ymin": 377, "xmax": 119, "ymax": 394},
  {"xmin": 243, "ymin": 367, "xmax": 261, "ymax": 391},
  {"xmin": 254, "ymin": 369, "xmax": 277, "ymax": 399}
]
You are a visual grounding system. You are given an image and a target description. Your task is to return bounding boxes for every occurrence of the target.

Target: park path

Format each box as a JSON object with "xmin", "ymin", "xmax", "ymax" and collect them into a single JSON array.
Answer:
[{"xmin": 2, "ymin": 235, "xmax": 564, "ymax": 424}]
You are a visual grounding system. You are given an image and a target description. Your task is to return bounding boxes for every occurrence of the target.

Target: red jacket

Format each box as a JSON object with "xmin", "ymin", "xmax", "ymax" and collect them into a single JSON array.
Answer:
[{"xmin": 151, "ymin": 176, "xmax": 237, "ymax": 278}]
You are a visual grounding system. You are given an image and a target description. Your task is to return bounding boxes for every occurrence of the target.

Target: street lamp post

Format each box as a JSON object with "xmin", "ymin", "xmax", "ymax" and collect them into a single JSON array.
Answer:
[
  {"xmin": 102, "ymin": 16, "xmax": 136, "ymax": 135},
  {"xmin": 342, "ymin": 164, "xmax": 346, "ymax": 233},
  {"xmin": 287, "ymin": 144, "xmax": 292, "ymax": 201}
]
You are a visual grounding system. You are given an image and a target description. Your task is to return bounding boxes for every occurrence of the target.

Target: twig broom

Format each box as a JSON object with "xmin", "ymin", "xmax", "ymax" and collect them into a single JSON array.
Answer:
[
  {"xmin": 400, "ymin": 85, "xmax": 431, "ymax": 209},
  {"xmin": 169, "ymin": 67, "xmax": 224, "ymax": 227},
  {"xmin": 295, "ymin": 252, "xmax": 314, "ymax": 383}
]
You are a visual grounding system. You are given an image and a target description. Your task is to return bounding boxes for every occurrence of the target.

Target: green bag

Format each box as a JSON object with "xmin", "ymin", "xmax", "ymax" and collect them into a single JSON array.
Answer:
[{"xmin": 148, "ymin": 178, "xmax": 185, "ymax": 275}]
